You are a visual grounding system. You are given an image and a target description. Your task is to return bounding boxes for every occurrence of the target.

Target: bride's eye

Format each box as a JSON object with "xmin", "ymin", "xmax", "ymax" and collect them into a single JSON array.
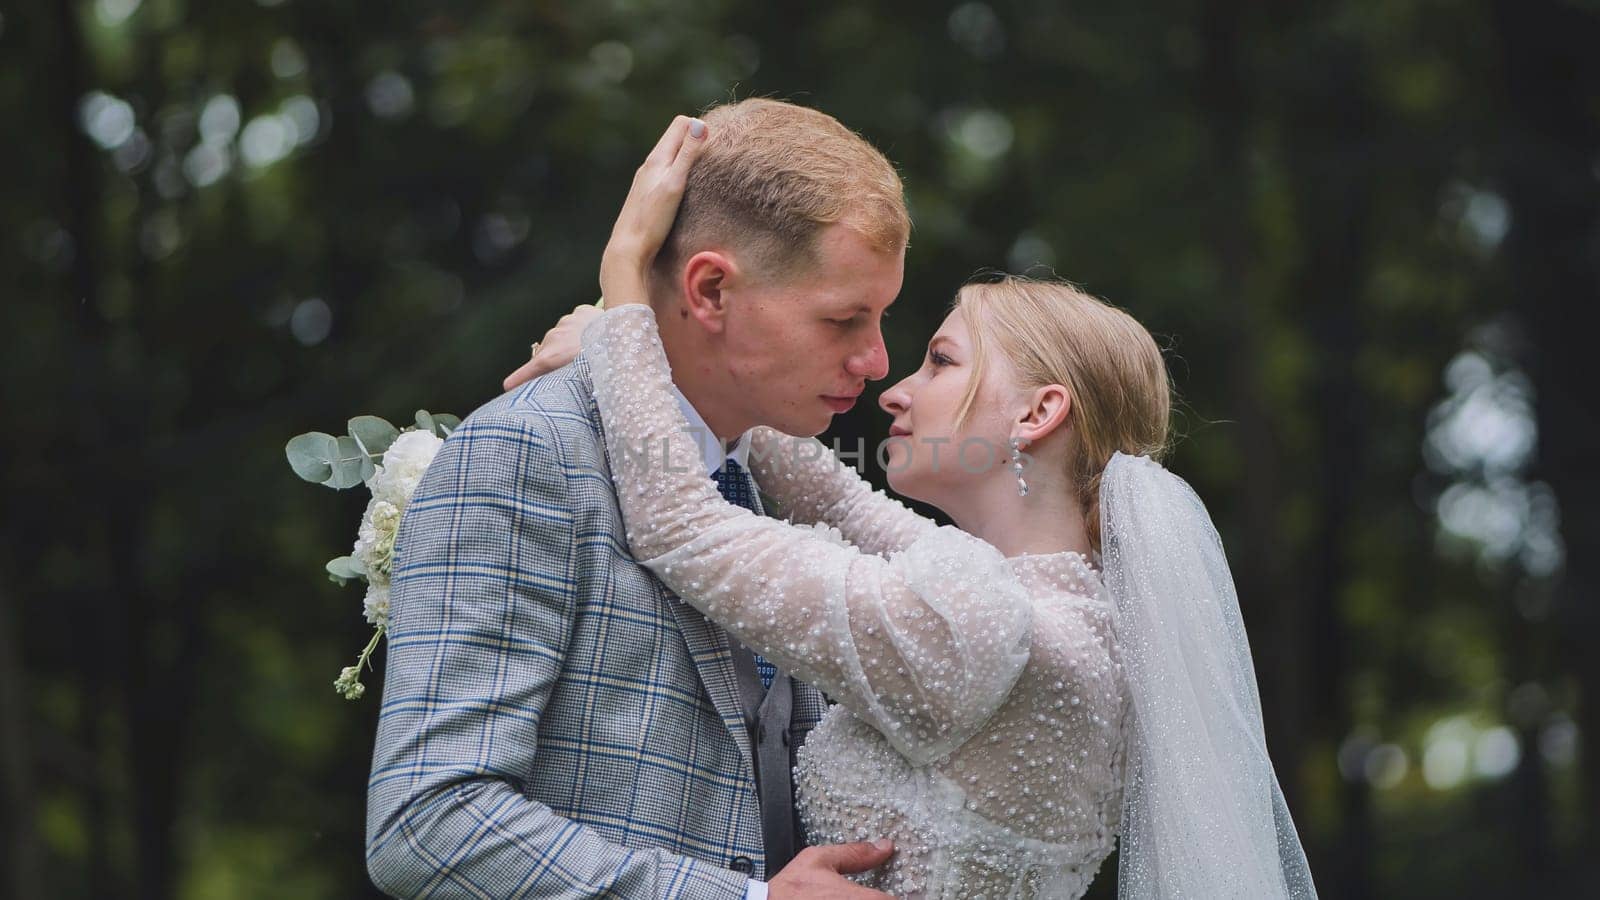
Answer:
[{"xmin": 929, "ymin": 349, "xmax": 953, "ymax": 368}]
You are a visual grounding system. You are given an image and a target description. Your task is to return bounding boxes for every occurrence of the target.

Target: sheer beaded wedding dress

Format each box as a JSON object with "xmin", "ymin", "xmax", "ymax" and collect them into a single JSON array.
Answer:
[{"xmin": 585, "ymin": 305, "xmax": 1127, "ymax": 898}]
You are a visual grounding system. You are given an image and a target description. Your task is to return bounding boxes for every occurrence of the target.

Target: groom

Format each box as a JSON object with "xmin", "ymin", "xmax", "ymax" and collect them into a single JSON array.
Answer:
[{"xmin": 366, "ymin": 100, "xmax": 908, "ymax": 899}]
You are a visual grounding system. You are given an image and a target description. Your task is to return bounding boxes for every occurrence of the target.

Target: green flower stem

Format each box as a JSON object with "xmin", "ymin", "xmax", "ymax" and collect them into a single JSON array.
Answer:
[{"xmin": 356, "ymin": 625, "xmax": 385, "ymax": 672}]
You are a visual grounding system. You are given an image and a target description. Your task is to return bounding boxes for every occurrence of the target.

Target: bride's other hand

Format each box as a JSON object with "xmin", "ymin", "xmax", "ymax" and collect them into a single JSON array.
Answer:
[
  {"xmin": 501, "ymin": 302, "xmax": 603, "ymax": 391},
  {"xmin": 768, "ymin": 841, "xmax": 896, "ymax": 900},
  {"xmin": 598, "ymin": 114, "xmax": 708, "ymax": 306}
]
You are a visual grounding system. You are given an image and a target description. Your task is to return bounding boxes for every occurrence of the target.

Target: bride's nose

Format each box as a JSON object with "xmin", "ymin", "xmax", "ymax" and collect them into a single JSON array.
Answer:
[{"xmin": 879, "ymin": 377, "xmax": 911, "ymax": 416}]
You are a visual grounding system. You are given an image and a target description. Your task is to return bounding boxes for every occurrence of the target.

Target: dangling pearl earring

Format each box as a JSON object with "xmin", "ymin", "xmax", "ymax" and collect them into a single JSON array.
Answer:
[{"xmin": 1010, "ymin": 437, "xmax": 1029, "ymax": 497}]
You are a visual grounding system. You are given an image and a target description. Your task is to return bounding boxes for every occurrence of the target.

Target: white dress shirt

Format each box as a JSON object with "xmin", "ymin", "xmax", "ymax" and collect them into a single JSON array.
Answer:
[{"xmin": 669, "ymin": 383, "xmax": 751, "ymax": 477}]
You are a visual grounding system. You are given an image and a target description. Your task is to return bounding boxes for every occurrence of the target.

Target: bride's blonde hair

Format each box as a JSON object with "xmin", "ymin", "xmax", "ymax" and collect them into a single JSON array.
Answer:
[{"xmin": 954, "ymin": 275, "xmax": 1171, "ymax": 552}]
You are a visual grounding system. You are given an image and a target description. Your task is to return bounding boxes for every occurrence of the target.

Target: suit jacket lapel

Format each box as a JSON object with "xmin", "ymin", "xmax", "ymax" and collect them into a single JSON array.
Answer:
[
  {"xmin": 667, "ymin": 594, "xmax": 755, "ymax": 762},
  {"xmin": 573, "ymin": 352, "xmax": 757, "ymax": 765}
]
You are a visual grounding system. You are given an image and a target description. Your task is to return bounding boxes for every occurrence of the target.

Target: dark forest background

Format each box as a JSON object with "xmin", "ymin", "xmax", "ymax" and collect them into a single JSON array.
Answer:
[{"xmin": 3, "ymin": 0, "xmax": 1598, "ymax": 897}]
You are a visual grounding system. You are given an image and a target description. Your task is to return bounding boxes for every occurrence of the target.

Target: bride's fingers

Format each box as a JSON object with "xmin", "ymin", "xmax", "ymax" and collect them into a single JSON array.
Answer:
[
  {"xmin": 598, "ymin": 115, "xmax": 703, "ymax": 301},
  {"xmin": 662, "ymin": 117, "xmax": 708, "ymax": 187},
  {"xmin": 614, "ymin": 116, "xmax": 692, "ymax": 236},
  {"xmin": 611, "ymin": 117, "xmax": 704, "ymax": 251},
  {"xmin": 630, "ymin": 118, "xmax": 704, "ymax": 233},
  {"xmin": 502, "ymin": 356, "xmax": 542, "ymax": 391},
  {"xmin": 641, "ymin": 115, "xmax": 693, "ymax": 171}
]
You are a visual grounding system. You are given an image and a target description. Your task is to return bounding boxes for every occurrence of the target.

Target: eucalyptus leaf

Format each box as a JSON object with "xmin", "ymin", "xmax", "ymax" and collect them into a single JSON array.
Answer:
[
  {"xmin": 286, "ymin": 432, "xmax": 339, "ymax": 484},
  {"xmin": 328, "ymin": 435, "xmax": 371, "ymax": 489},
  {"xmin": 432, "ymin": 413, "xmax": 461, "ymax": 438},
  {"xmin": 349, "ymin": 416, "xmax": 400, "ymax": 459},
  {"xmin": 325, "ymin": 555, "xmax": 367, "ymax": 586},
  {"xmin": 414, "ymin": 409, "xmax": 435, "ymax": 433}
]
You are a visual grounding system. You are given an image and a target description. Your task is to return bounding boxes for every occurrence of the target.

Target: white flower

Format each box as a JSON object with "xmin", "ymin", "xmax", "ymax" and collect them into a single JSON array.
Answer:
[
  {"xmin": 366, "ymin": 429, "xmax": 443, "ymax": 506},
  {"xmin": 353, "ymin": 498, "xmax": 402, "ymax": 578},
  {"xmin": 363, "ymin": 580, "xmax": 391, "ymax": 628},
  {"xmin": 335, "ymin": 665, "xmax": 366, "ymax": 700},
  {"xmin": 800, "ymin": 520, "xmax": 856, "ymax": 551}
]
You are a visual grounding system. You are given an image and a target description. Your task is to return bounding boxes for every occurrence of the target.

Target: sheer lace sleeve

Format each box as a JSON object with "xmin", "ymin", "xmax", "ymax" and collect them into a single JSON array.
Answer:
[
  {"xmin": 746, "ymin": 428, "xmax": 937, "ymax": 559},
  {"xmin": 585, "ymin": 305, "xmax": 1032, "ymax": 764}
]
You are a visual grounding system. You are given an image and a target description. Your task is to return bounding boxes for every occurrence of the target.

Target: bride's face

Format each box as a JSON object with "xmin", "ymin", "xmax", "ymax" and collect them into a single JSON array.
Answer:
[{"xmin": 878, "ymin": 311, "xmax": 1017, "ymax": 506}]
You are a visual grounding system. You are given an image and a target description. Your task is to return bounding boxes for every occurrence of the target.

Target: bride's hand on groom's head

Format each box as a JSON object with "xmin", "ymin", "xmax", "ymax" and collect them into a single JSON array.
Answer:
[
  {"xmin": 501, "ymin": 302, "xmax": 603, "ymax": 391},
  {"xmin": 598, "ymin": 114, "xmax": 708, "ymax": 305},
  {"xmin": 505, "ymin": 115, "xmax": 706, "ymax": 393}
]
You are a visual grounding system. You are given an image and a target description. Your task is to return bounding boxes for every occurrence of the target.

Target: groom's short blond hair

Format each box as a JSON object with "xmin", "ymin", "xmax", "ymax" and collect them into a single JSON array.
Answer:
[{"xmin": 656, "ymin": 98, "xmax": 909, "ymax": 281}]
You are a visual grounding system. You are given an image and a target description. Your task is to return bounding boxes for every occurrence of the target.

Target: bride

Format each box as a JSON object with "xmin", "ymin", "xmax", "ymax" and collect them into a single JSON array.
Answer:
[{"xmin": 512, "ymin": 119, "xmax": 1316, "ymax": 899}]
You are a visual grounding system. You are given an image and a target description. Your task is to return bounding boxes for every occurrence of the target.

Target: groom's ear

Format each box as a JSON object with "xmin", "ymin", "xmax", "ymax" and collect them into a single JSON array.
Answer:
[
  {"xmin": 1015, "ymin": 384, "xmax": 1072, "ymax": 444},
  {"xmin": 680, "ymin": 250, "xmax": 738, "ymax": 335}
]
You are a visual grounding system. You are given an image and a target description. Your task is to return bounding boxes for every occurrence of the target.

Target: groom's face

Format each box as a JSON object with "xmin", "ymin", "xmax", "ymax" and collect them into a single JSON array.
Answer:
[{"xmin": 720, "ymin": 224, "xmax": 902, "ymax": 436}]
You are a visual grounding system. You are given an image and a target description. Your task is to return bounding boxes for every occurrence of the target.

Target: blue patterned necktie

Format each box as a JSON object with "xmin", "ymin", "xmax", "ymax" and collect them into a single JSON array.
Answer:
[{"xmin": 712, "ymin": 459, "xmax": 777, "ymax": 690}]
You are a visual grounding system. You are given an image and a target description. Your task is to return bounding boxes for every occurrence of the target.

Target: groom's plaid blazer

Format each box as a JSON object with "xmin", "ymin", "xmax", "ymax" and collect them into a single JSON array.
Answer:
[{"xmin": 366, "ymin": 353, "xmax": 827, "ymax": 899}]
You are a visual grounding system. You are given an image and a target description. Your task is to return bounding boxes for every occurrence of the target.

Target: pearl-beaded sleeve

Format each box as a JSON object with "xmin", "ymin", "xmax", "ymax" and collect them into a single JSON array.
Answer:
[
  {"xmin": 585, "ymin": 305, "xmax": 1032, "ymax": 764},
  {"xmin": 745, "ymin": 427, "xmax": 937, "ymax": 560}
]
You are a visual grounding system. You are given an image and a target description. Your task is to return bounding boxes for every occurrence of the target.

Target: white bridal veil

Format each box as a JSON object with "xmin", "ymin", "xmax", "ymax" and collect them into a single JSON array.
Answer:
[{"xmin": 1100, "ymin": 452, "xmax": 1317, "ymax": 899}]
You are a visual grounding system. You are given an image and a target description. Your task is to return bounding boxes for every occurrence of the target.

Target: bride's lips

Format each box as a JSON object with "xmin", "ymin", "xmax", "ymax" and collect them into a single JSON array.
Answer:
[
  {"xmin": 888, "ymin": 425, "xmax": 912, "ymax": 438},
  {"xmin": 822, "ymin": 394, "xmax": 860, "ymax": 413}
]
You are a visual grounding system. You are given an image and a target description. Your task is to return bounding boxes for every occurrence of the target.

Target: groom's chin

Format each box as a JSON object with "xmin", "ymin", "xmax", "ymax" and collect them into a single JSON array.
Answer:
[{"xmin": 773, "ymin": 407, "xmax": 836, "ymax": 439}]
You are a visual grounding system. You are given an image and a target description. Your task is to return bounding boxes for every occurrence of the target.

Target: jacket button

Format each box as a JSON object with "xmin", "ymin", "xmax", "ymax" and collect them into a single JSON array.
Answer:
[{"xmin": 729, "ymin": 855, "xmax": 754, "ymax": 874}]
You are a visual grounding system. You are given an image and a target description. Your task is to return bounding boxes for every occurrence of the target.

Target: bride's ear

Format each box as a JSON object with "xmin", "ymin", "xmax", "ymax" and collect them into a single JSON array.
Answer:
[
  {"xmin": 1013, "ymin": 384, "xmax": 1072, "ymax": 444},
  {"xmin": 681, "ymin": 250, "xmax": 736, "ymax": 334}
]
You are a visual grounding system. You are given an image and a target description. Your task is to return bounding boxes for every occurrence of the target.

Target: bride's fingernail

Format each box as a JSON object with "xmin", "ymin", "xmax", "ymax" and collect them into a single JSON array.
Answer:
[
  {"xmin": 873, "ymin": 838, "xmax": 893, "ymax": 851},
  {"xmin": 688, "ymin": 118, "xmax": 706, "ymax": 139}
]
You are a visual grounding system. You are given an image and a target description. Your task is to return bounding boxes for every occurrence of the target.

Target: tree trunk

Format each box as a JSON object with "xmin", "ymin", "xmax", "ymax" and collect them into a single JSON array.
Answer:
[
  {"xmin": 50, "ymin": 0, "xmax": 121, "ymax": 893},
  {"xmin": 0, "ymin": 579, "xmax": 41, "ymax": 900},
  {"xmin": 1492, "ymin": 1, "xmax": 1600, "ymax": 890},
  {"xmin": 1276, "ymin": 25, "xmax": 1381, "ymax": 900}
]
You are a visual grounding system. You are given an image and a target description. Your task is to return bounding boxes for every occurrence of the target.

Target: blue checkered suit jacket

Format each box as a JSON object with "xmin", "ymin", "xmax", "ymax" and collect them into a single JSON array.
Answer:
[{"xmin": 366, "ymin": 353, "xmax": 828, "ymax": 899}]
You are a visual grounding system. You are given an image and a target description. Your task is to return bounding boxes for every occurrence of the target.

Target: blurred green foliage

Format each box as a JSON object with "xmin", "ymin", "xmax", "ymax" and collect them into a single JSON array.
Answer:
[{"xmin": 2, "ymin": 0, "xmax": 1596, "ymax": 897}]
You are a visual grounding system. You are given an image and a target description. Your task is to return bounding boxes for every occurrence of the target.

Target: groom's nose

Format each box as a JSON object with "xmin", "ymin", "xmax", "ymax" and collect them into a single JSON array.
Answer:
[{"xmin": 845, "ymin": 329, "xmax": 890, "ymax": 381}]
